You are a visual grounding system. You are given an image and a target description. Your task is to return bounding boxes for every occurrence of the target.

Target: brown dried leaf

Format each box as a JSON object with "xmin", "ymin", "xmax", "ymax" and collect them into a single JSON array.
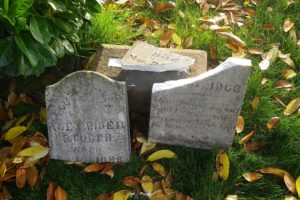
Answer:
[
  {"xmin": 260, "ymin": 167, "xmax": 288, "ymax": 178},
  {"xmin": 160, "ymin": 30, "xmax": 173, "ymax": 47},
  {"xmin": 235, "ymin": 116, "xmax": 244, "ymax": 133},
  {"xmin": 0, "ymin": 160, "xmax": 6, "ymax": 179},
  {"xmin": 96, "ymin": 193, "xmax": 113, "ymax": 200},
  {"xmin": 27, "ymin": 165, "xmax": 38, "ymax": 189},
  {"xmin": 218, "ymin": 32, "xmax": 246, "ymax": 48},
  {"xmin": 16, "ymin": 168, "xmax": 27, "ymax": 188},
  {"xmin": 284, "ymin": 173, "xmax": 296, "ymax": 194},
  {"xmin": 283, "ymin": 18, "xmax": 294, "ymax": 32},
  {"xmin": 84, "ymin": 163, "xmax": 106, "ymax": 173},
  {"xmin": 267, "ymin": 117, "xmax": 281, "ymax": 131},
  {"xmin": 47, "ymin": 182, "xmax": 56, "ymax": 200},
  {"xmin": 243, "ymin": 172, "xmax": 263, "ymax": 182},
  {"xmin": 284, "ymin": 97, "xmax": 300, "ymax": 116},
  {"xmin": 282, "ymin": 70, "xmax": 297, "ymax": 79},
  {"xmin": 210, "ymin": 44, "xmax": 217, "ymax": 59},
  {"xmin": 244, "ymin": 141, "xmax": 263, "ymax": 152},
  {"xmin": 55, "ymin": 186, "xmax": 68, "ymax": 200},
  {"xmin": 251, "ymin": 96, "xmax": 259, "ymax": 110},
  {"xmin": 10, "ymin": 137, "xmax": 26, "ymax": 156},
  {"xmin": 239, "ymin": 130, "xmax": 255, "ymax": 144},
  {"xmin": 155, "ymin": 2, "xmax": 174, "ymax": 14},
  {"xmin": 183, "ymin": 36, "xmax": 193, "ymax": 49},
  {"xmin": 8, "ymin": 92, "xmax": 18, "ymax": 107},
  {"xmin": 263, "ymin": 23, "xmax": 275, "ymax": 31},
  {"xmin": 0, "ymin": 100, "xmax": 6, "ymax": 121},
  {"xmin": 273, "ymin": 96, "xmax": 286, "ymax": 107},
  {"xmin": 248, "ymin": 47, "xmax": 264, "ymax": 55},
  {"xmin": 150, "ymin": 189, "xmax": 175, "ymax": 200},
  {"xmin": 122, "ymin": 176, "xmax": 140, "ymax": 187},
  {"xmin": 274, "ymin": 80, "xmax": 293, "ymax": 89},
  {"xmin": 139, "ymin": 164, "xmax": 147, "ymax": 176}
]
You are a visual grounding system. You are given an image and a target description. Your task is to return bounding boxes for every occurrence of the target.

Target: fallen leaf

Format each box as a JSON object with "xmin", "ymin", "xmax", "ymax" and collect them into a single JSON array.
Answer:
[
  {"xmin": 142, "ymin": 175, "xmax": 153, "ymax": 194},
  {"xmin": 210, "ymin": 44, "xmax": 217, "ymax": 59},
  {"xmin": 152, "ymin": 162, "xmax": 167, "ymax": 176},
  {"xmin": 183, "ymin": 36, "xmax": 193, "ymax": 48},
  {"xmin": 284, "ymin": 98, "xmax": 300, "ymax": 116},
  {"xmin": 106, "ymin": 169, "xmax": 114, "ymax": 178},
  {"xmin": 239, "ymin": 130, "xmax": 255, "ymax": 144},
  {"xmin": 243, "ymin": 172, "xmax": 263, "ymax": 182},
  {"xmin": 263, "ymin": 23, "xmax": 275, "ymax": 31},
  {"xmin": 27, "ymin": 165, "xmax": 38, "ymax": 189},
  {"xmin": 251, "ymin": 96, "xmax": 260, "ymax": 110},
  {"xmin": 115, "ymin": 0, "xmax": 129, "ymax": 5},
  {"xmin": 284, "ymin": 173, "xmax": 296, "ymax": 194},
  {"xmin": 296, "ymin": 176, "xmax": 300, "ymax": 198},
  {"xmin": 283, "ymin": 18, "xmax": 294, "ymax": 32},
  {"xmin": 267, "ymin": 117, "xmax": 281, "ymax": 131},
  {"xmin": 235, "ymin": 116, "xmax": 244, "ymax": 133},
  {"xmin": 248, "ymin": 47, "xmax": 264, "ymax": 55},
  {"xmin": 266, "ymin": 7, "xmax": 273, "ymax": 12},
  {"xmin": 122, "ymin": 176, "xmax": 140, "ymax": 187},
  {"xmin": 39, "ymin": 107, "xmax": 47, "ymax": 125},
  {"xmin": 139, "ymin": 165, "xmax": 147, "ymax": 176},
  {"xmin": 282, "ymin": 70, "xmax": 297, "ymax": 79},
  {"xmin": 150, "ymin": 189, "xmax": 175, "ymax": 200},
  {"xmin": 216, "ymin": 150, "xmax": 230, "ymax": 181},
  {"xmin": 285, "ymin": 195, "xmax": 297, "ymax": 200},
  {"xmin": 84, "ymin": 163, "xmax": 106, "ymax": 173},
  {"xmin": 160, "ymin": 30, "xmax": 173, "ymax": 46},
  {"xmin": 113, "ymin": 190, "xmax": 131, "ymax": 200},
  {"xmin": 261, "ymin": 78, "xmax": 270, "ymax": 85},
  {"xmin": 147, "ymin": 150, "xmax": 177, "ymax": 161},
  {"xmin": 172, "ymin": 33, "xmax": 182, "ymax": 45},
  {"xmin": 273, "ymin": 96, "xmax": 286, "ymax": 107},
  {"xmin": 175, "ymin": 192, "xmax": 187, "ymax": 200},
  {"xmin": 289, "ymin": 26, "xmax": 297, "ymax": 44},
  {"xmin": 218, "ymin": 32, "xmax": 246, "ymax": 48},
  {"xmin": 0, "ymin": 160, "xmax": 6, "ymax": 179},
  {"xmin": 96, "ymin": 193, "xmax": 113, "ymax": 200},
  {"xmin": 225, "ymin": 195, "xmax": 238, "ymax": 200},
  {"xmin": 260, "ymin": 167, "xmax": 288, "ymax": 178},
  {"xmin": 17, "ymin": 145, "xmax": 46, "ymax": 157},
  {"xmin": 259, "ymin": 46, "xmax": 278, "ymax": 70},
  {"xmin": 178, "ymin": 10, "xmax": 185, "ymax": 18},
  {"xmin": 55, "ymin": 186, "xmax": 68, "ymax": 200},
  {"xmin": 16, "ymin": 168, "xmax": 27, "ymax": 188},
  {"xmin": 140, "ymin": 141, "xmax": 156, "ymax": 155},
  {"xmin": 8, "ymin": 92, "xmax": 18, "ymax": 107},
  {"xmin": 4, "ymin": 126, "xmax": 27, "ymax": 141},
  {"xmin": 244, "ymin": 141, "xmax": 263, "ymax": 152},
  {"xmin": 167, "ymin": 23, "xmax": 177, "ymax": 30},
  {"xmin": 155, "ymin": 2, "xmax": 174, "ymax": 14},
  {"xmin": 10, "ymin": 137, "xmax": 27, "ymax": 156}
]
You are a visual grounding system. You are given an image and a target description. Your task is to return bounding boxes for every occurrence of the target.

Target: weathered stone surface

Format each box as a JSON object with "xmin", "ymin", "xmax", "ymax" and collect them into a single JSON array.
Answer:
[
  {"xmin": 148, "ymin": 57, "xmax": 252, "ymax": 149},
  {"xmin": 86, "ymin": 44, "xmax": 207, "ymax": 113},
  {"xmin": 120, "ymin": 42, "xmax": 195, "ymax": 72},
  {"xmin": 45, "ymin": 71, "xmax": 130, "ymax": 163}
]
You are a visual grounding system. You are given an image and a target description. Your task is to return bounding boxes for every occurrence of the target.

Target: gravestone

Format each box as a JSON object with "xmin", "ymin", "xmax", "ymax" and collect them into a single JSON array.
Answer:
[
  {"xmin": 148, "ymin": 57, "xmax": 252, "ymax": 149},
  {"xmin": 45, "ymin": 71, "xmax": 130, "ymax": 163},
  {"xmin": 85, "ymin": 43, "xmax": 207, "ymax": 113}
]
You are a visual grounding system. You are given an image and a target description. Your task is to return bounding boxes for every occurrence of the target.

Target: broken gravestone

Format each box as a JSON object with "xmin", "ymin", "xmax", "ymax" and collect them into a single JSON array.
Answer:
[
  {"xmin": 45, "ymin": 71, "xmax": 130, "ymax": 163},
  {"xmin": 148, "ymin": 57, "xmax": 252, "ymax": 149},
  {"xmin": 85, "ymin": 43, "xmax": 207, "ymax": 113}
]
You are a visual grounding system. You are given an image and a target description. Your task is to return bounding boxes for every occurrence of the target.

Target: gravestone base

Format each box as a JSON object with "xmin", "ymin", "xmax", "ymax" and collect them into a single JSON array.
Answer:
[{"xmin": 86, "ymin": 44, "xmax": 207, "ymax": 113}]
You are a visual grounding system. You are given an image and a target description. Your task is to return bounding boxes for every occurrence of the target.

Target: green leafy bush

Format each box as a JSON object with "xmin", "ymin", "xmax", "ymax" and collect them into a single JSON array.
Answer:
[{"xmin": 0, "ymin": 0, "xmax": 100, "ymax": 77}]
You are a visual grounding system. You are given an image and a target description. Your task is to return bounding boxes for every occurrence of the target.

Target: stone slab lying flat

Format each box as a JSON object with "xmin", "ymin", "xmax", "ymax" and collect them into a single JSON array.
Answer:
[
  {"xmin": 148, "ymin": 57, "xmax": 252, "ymax": 149},
  {"xmin": 45, "ymin": 71, "xmax": 130, "ymax": 163},
  {"xmin": 86, "ymin": 44, "xmax": 207, "ymax": 113}
]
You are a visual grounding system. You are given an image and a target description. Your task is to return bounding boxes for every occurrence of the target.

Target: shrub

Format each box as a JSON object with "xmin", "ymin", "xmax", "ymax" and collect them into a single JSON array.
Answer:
[{"xmin": 0, "ymin": 0, "xmax": 100, "ymax": 77}]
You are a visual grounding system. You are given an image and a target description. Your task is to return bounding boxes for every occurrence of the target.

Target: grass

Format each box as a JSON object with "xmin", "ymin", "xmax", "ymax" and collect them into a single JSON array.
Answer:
[{"xmin": 4, "ymin": 0, "xmax": 300, "ymax": 199}]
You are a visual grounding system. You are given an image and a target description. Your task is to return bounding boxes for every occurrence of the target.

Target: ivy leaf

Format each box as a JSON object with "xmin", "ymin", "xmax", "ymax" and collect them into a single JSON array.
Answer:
[{"xmin": 30, "ymin": 17, "xmax": 51, "ymax": 44}]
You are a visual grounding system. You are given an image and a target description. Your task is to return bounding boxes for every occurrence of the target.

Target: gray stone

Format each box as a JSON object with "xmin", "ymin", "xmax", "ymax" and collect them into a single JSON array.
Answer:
[
  {"xmin": 45, "ymin": 71, "xmax": 130, "ymax": 163},
  {"xmin": 120, "ymin": 42, "xmax": 195, "ymax": 72},
  {"xmin": 148, "ymin": 57, "xmax": 252, "ymax": 149},
  {"xmin": 86, "ymin": 44, "xmax": 207, "ymax": 113}
]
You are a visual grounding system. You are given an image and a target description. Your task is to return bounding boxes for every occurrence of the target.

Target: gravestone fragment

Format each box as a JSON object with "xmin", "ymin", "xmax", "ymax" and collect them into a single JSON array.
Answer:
[
  {"xmin": 148, "ymin": 57, "xmax": 252, "ymax": 149},
  {"xmin": 45, "ymin": 71, "xmax": 130, "ymax": 163},
  {"xmin": 85, "ymin": 44, "xmax": 207, "ymax": 113}
]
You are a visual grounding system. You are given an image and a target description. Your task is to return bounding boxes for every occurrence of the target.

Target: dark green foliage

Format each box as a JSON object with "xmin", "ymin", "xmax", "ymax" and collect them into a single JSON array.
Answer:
[{"xmin": 0, "ymin": 0, "xmax": 100, "ymax": 77}]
